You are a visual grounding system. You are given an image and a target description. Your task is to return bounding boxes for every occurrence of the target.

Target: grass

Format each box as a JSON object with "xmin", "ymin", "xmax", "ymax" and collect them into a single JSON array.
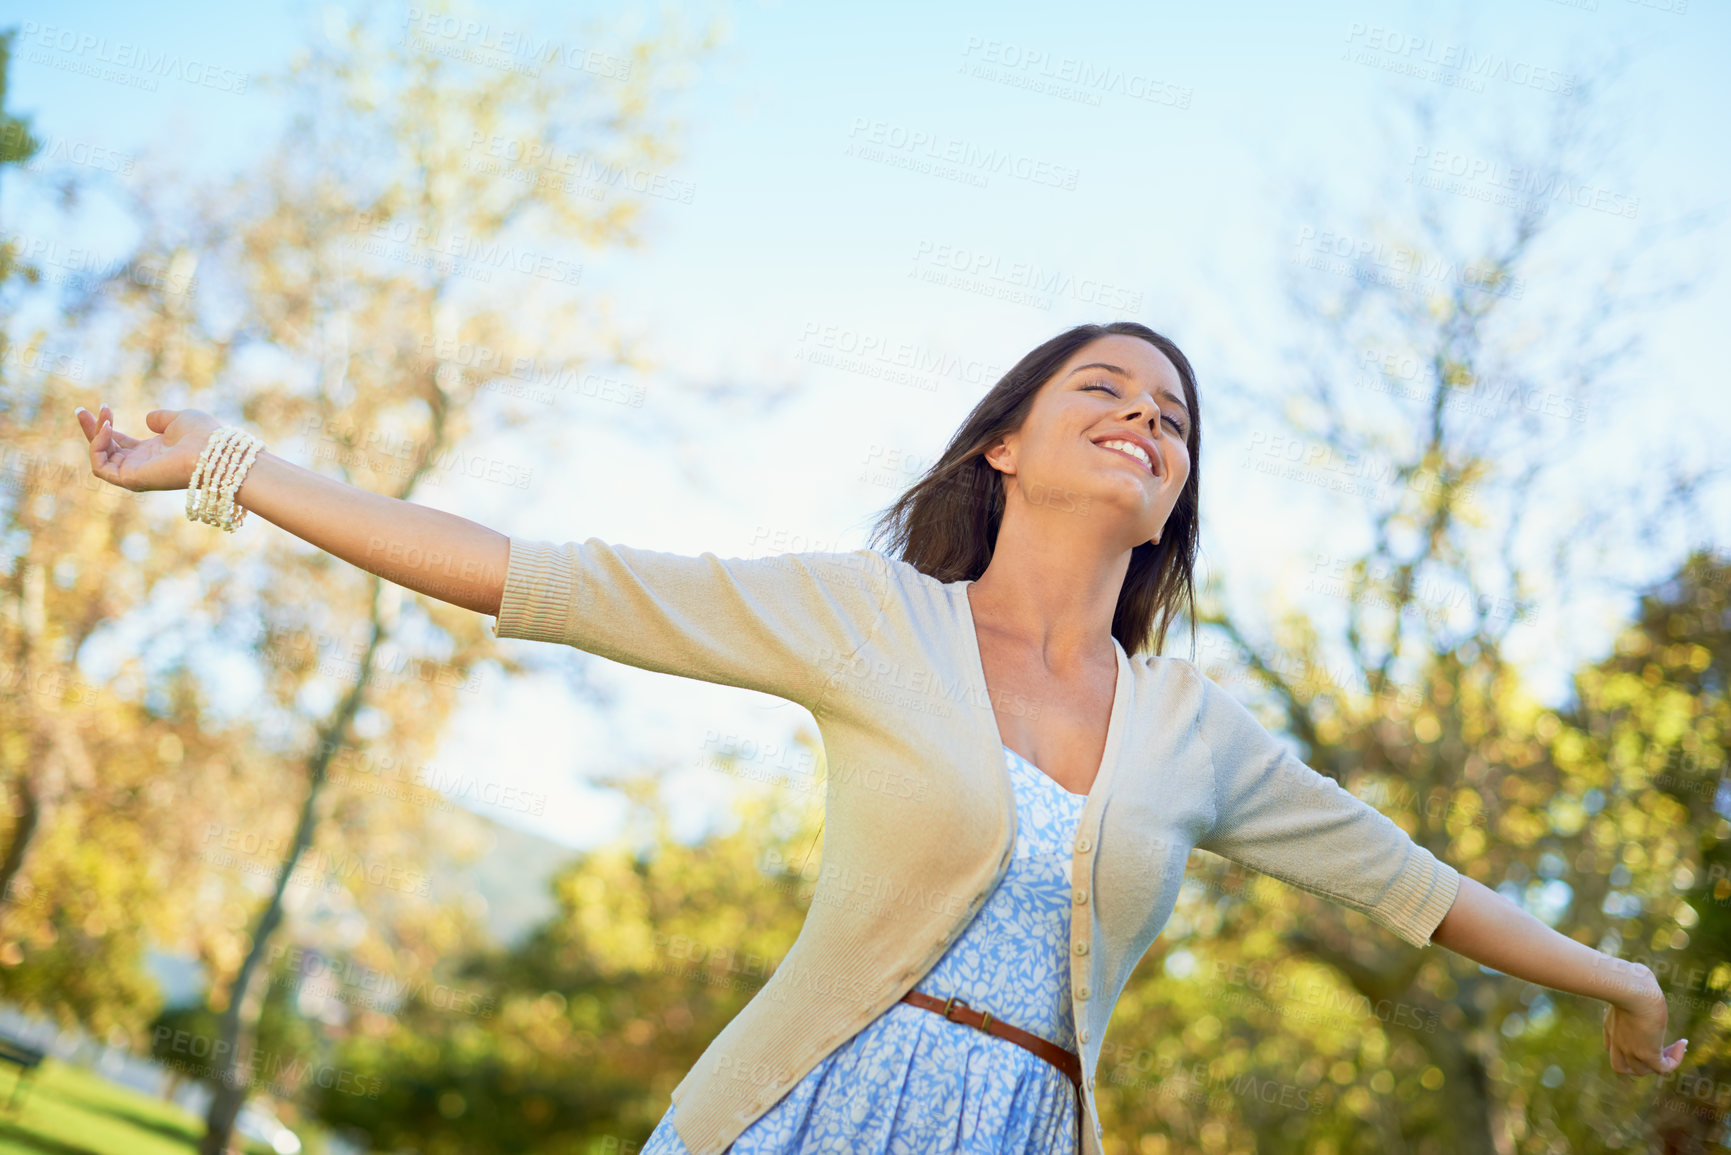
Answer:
[{"xmin": 0, "ymin": 1059, "xmax": 279, "ymax": 1155}]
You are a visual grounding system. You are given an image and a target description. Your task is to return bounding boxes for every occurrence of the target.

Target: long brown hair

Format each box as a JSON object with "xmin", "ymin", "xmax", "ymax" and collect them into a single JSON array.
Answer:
[{"xmin": 867, "ymin": 321, "xmax": 1201, "ymax": 658}]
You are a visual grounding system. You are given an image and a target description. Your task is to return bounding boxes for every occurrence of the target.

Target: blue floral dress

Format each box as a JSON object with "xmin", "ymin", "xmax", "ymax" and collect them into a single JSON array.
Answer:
[{"xmin": 641, "ymin": 745, "xmax": 1087, "ymax": 1154}]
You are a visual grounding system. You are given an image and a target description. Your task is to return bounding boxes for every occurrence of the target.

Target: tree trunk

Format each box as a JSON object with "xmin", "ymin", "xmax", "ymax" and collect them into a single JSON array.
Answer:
[
  {"xmin": 198, "ymin": 597, "xmax": 386, "ymax": 1155},
  {"xmin": 1289, "ymin": 930, "xmax": 1502, "ymax": 1153},
  {"xmin": 0, "ymin": 765, "xmax": 43, "ymax": 933},
  {"xmin": 1421, "ymin": 1026, "xmax": 1500, "ymax": 1155}
]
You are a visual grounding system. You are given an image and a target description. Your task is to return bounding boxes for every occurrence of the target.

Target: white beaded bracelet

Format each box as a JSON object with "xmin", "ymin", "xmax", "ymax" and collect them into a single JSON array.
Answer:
[
  {"xmin": 186, "ymin": 426, "xmax": 266, "ymax": 532},
  {"xmin": 189, "ymin": 429, "xmax": 237, "ymax": 527},
  {"xmin": 185, "ymin": 429, "xmax": 236, "ymax": 521},
  {"xmin": 200, "ymin": 433, "xmax": 247, "ymax": 524},
  {"xmin": 205, "ymin": 430, "xmax": 260, "ymax": 531},
  {"xmin": 187, "ymin": 429, "xmax": 237, "ymax": 522},
  {"xmin": 208, "ymin": 430, "xmax": 262, "ymax": 531},
  {"xmin": 221, "ymin": 437, "xmax": 264, "ymax": 530}
]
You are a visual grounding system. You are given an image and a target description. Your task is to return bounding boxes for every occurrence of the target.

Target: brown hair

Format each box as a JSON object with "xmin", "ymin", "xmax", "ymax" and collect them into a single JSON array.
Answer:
[{"xmin": 867, "ymin": 321, "xmax": 1201, "ymax": 658}]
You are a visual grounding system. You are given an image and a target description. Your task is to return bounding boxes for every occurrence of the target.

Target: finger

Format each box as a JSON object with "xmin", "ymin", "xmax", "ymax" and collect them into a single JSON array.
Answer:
[
  {"xmin": 75, "ymin": 406, "xmax": 94, "ymax": 439},
  {"xmin": 146, "ymin": 409, "xmax": 175, "ymax": 434},
  {"xmin": 1626, "ymin": 1046, "xmax": 1663, "ymax": 1076},
  {"xmin": 87, "ymin": 428, "xmax": 116, "ymax": 482}
]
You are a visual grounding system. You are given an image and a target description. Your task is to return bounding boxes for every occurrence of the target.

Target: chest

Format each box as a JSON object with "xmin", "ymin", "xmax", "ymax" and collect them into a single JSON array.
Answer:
[{"xmin": 973, "ymin": 631, "xmax": 1117, "ymax": 796}]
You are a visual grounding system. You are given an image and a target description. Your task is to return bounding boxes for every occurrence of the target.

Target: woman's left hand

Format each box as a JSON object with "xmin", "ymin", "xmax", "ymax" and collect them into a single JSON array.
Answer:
[{"xmin": 1603, "ymin": 972, "xmax": 1687, "ymax": 1076}]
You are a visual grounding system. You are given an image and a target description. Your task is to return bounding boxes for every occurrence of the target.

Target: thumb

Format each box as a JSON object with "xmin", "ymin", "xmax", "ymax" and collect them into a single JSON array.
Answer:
[{"xmin": 145, "ymin": 409, "xmax": 176, "ymax": 433}]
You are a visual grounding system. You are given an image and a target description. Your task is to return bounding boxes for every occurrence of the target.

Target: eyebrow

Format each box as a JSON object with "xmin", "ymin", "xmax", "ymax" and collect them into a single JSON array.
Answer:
[{"xmin": 1065, "ymin": 362, "xmax": 1191, "ymax": 423}]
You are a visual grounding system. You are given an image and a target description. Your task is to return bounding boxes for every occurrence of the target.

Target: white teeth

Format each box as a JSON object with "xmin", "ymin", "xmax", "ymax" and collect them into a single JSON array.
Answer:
[{"xmin": 1097, "ymin": 439, "xmax": 1153, "ymax": 470}]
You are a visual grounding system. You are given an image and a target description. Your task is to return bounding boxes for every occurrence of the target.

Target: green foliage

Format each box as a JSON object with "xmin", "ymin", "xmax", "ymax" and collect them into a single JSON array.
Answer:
[
  {"xmin": 314, "ymin": 769, "xmax": 820, "ymax": 1154},
  {"xmin": 0, "ymin": 1056, "xmax": 270, "ymax": 1155},
  {"xmin": 0, "ymin": 25, "xmax": 43, "ymax": 287},
  {"xmin": 148, "ymin": 953, "xmax": 322, "ymax": 1091}
]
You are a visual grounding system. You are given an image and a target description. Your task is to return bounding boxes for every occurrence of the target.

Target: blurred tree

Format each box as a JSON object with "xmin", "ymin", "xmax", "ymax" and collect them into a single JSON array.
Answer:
[
  {"xmin": 129, "ymin": 6, "xmax": 719, "ymax": 1150},
  {"xmin": 0, "ymin": 24, "xmax": 43, "ymax": 289},
  {"xmin": 148, "ymin": 948, "xmax": 321, "ymax": 1104},
  {"xmin": 314, "ymin": 753, "xmax": 822, "ymax": 1153},
  {"xmin": 3, "ymin": 4, "xmax": 718, "ymax": 1154},
  {"xmin": 0, "ymin": 20, "xmax": 49, "ymax": 925},
  {"xmin": 0, "ymin": 16, "xmax": 202, "ymax": 1047},
  {"xmin": 1536, "ymin": 549, "xmax": 1731, "ymax": 1150}
]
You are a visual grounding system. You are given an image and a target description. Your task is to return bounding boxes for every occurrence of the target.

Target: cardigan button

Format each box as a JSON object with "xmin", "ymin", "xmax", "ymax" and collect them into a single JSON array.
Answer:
[
  {"xmin": 1072, "ymin": 940, "xmax": 1089, "ymax": 956},
  {"xmin": 1079, "ymin": 1027, "xmax": 1090, "ymax": 1044},
  {"xmin": 1076, "ymin": 985, "xmax": 1090, "ymax": 1000},
  {"xmin": 1072, "ymin": 887, "xmax": 1089, "ymax": 906},
  {"xmin": 1074, "ymin": 835, "xmax": 1092, "ymax": 853}
]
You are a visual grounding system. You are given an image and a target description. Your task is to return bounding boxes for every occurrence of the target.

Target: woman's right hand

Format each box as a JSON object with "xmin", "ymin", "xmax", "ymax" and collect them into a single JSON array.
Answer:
[{"xmin": 75, "ymin": 404, "xmax": 223, "ymax": 493}]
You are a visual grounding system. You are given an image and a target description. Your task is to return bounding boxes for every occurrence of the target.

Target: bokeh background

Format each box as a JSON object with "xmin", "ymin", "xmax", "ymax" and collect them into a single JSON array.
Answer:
[{"xmin": 1, "ymin": 0, "xmax": 1728, "ymax": 1152}]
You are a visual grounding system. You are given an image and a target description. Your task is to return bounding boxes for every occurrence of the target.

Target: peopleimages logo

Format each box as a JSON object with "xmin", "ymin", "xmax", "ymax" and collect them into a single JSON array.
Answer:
[
  {"xmin": 909, "ymin": 240, "xmax": 1144, "ymax": 313},
  {"xmin": 1292, "ymin": 225, "xmax": 1524, "ymax": 300},
  {"xmin": 18, "ymin": 22, "xmax": 249, "ymax": 93},
  {"xmin": 844, "ymin": 117, "xmax": 1080, "ymax": 191},
  {"xmin": 1406, "ymin": 146, "xmax": 1639, "ymax": 220},
  {"xmin": 400, "ymin": 9, "xmax": 633, "ymax": 79},
  {"xmin": 957, "ymin": 37, "xmax": 1193, "ymax": 109},
  {"xmin": 1341, "ymin": 23, "xmax": 1576, "ymax": 96},
  {"xmin": 342, "ymin": 211, "xmax": 585, "ymax": 287}
]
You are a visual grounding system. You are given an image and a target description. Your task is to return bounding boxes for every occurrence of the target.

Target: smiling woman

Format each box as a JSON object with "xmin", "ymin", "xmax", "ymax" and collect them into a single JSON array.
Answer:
[{"xmin": 74, "ymin": 321, "xmax": 1684, "ymax": 1155}]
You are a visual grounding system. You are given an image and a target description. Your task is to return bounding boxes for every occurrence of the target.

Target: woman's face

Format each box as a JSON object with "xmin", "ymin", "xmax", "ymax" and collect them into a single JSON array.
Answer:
[{"xmin": 985, "ymin": 335, "xmax": 1193, "ymax": 549}]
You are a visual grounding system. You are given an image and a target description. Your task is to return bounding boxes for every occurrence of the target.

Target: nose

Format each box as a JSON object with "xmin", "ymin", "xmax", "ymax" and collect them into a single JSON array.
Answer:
[{"xmin": 1115, "ymin": 391, "xmax": 1161, "ymax": 433}]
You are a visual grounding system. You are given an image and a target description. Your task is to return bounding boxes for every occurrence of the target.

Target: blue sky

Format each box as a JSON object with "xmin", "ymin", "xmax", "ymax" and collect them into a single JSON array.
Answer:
[{"xmin": 6, "ymin": 0, "xmax": 1728, "ymax": 850}]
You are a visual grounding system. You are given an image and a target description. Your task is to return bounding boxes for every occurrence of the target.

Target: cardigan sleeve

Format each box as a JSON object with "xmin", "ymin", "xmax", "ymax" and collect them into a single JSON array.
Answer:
[
  {"xmin": 1188, "ymin": 666, "xmax": 1461, "ymax": 949},
  {"xmin": 488, "ymin": 536, "xmax": 891, "ymax": 710}
]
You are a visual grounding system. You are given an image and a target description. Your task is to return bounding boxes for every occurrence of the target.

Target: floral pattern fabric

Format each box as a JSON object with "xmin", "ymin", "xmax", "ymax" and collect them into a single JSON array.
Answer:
[{"xmin": 641, "ymin": 745, "xmax": 1087, "ymax": 1154}]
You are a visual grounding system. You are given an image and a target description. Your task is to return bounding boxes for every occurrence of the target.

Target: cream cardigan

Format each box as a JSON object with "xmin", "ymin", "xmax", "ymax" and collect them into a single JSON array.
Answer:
[{"xmin": 490, "ymin": 537, "xmax": 1462, "ymax": 1155}]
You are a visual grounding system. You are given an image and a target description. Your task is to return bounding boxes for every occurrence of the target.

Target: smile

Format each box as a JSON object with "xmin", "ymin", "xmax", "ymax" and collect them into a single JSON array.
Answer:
[{"xmin": 1094, "ymin": 439, "xmax": 1156, "ymax": 474}]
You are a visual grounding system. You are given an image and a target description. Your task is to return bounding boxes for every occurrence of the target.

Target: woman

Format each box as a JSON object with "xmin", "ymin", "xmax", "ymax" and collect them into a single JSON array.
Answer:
[{"xmin": 77, "ymin": 321, "xmax": 1685, "ymax": 1154}]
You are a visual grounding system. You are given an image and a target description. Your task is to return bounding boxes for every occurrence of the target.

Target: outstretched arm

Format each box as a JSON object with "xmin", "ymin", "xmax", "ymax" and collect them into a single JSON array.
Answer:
[
  {"xmin": 77, "ymin": 403, "xmax": 891, "ymax": 708},
  {"xmin": 228, "ymin": 447, "xmax": 508, "ymax": 616},
  {"xmin": 77, "ymin": 404, "xmax": 509, "ymax": 616},
  {"xmin": 1430, "ymin": 875, "xmax": 1687, "ymax": 1077},
  {"xmin": 1184, "ymin": 660, "xmax": 1687, "ymax": 1081}
]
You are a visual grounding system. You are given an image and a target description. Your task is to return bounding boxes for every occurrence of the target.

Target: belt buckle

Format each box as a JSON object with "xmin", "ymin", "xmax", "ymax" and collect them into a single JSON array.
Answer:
[{"xmin": 941, "ymin": 995, "xmax": 993, "ymax": 1033}]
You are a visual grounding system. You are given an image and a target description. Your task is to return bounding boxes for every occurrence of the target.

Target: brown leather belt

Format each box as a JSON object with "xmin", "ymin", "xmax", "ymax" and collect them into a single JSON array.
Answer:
[{"xmin": 898, "ymin": 990, "xmax": 1084, "ymax": 1153}]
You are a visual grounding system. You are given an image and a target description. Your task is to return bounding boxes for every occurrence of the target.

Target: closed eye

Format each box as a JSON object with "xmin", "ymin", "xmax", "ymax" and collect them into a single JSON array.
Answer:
[{"xmin": 1083, "ymin": 381, "xmax": 1190, "ymax": 438}]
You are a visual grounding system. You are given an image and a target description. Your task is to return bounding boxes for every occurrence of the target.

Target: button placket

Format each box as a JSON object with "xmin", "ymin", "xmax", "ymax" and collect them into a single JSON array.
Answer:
[{"xmin": 1070, "ymin": 811, "xmax": 1096, "ymax": 1054}]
